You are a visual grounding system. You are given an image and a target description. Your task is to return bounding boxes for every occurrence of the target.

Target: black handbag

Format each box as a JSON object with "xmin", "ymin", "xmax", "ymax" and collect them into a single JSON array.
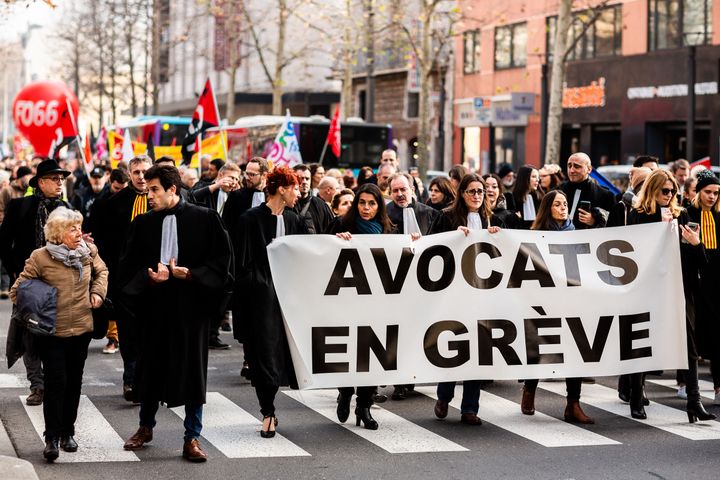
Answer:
[{"xmin": 91, "ymin": 298, "xmax": 114, "ymax": 340}]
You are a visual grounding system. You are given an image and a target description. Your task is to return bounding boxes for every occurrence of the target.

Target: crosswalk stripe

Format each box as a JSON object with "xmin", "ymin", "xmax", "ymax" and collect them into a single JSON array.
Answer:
[
  {"xmin": 414, "ymin": 385, "xmax": 619, "ymax": 448},
  {"xmin": 170, "ymin": 392, "xmax": 310, "ymax": 458},
  {"xmin": 283, "ymin": 389, "xmax": 468, "ymax": 453},
  {"xmin": 646, "ymin": 379, "xmax": 716, "ymax": 401},
  {"xmin": 538, "ymin": 382, "xmax": 720, "ymax": 440},
  {"xmin": 21, "ymin": 395, "xmax": 139, "ymax": 462},
  {"xmin": 0, "ymin": 373, "xmax": 29, "ymax": 388}
]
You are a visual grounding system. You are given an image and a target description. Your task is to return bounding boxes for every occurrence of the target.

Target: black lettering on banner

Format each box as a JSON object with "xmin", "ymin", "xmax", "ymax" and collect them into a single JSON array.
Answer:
[
  {"xmin": 507, "ymin": 242, "xmax": 556, "ymax": 288},
  {"xmin": 566, "ymin": 316, "xmax": 614, "ymax": 362},
  {"xmin": 371, "ymin": 248, "xmax": 414, "ymax": 294},
  {"xmin": 596, "ymin": 240, "xmax": 638, "ymax": 286},
  {"xmin": 357, "ymin": 325, "xmax": 399, "ymax": 372},
  {"xmin": 312, "ymin": 327, "xmax": 349, "ymax": 373},
  {"xmin": 423, "ymin": 321, "xmax": 470, "ymax": 367},
  {"xmin": 324, "ymin": 249, "xmax": 372, "ymax": 295},
  {"xmin": 524, "ymin": 317, "xmax": 564, "ymax": 364},
  {"xmin": 619, "ymin": 312, "xmax": 652, "ymax": 360},
  {"xmin": 477, "ymin": 320, "xmax": 522, "ymax": 366},
  {"xmin": 417, "ymin": 245, "xmax": 455, "ymax": 292},
  {"xmin": 461, "ymin": 242, "xmax": 503, "ymax": 289},
  {"xmin": 548, "ymin": 243, "xmax": 591, "ymax": 286}
]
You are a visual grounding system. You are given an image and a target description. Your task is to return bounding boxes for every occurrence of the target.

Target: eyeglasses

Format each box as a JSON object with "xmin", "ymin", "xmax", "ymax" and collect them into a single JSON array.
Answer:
[
  {"xmin": 661, "ymin": 188, "xmax": 677, "ymax": 196},
  {"xmin": 245, "ymin": 172, "xmax": 260, "ymax": 178},
  {"xmin": 464, "ymin": 188, "xmax": 484, "ymax": 197},
  {"xmin": 41, "ymin": 175, "xmax": 64, "ymax": 184}
]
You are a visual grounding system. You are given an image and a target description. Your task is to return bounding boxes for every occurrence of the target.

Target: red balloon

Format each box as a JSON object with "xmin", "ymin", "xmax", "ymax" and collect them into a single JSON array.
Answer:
[{"xmin": 12, "ymin": 81, "xmax": 79, "ymax": 157}]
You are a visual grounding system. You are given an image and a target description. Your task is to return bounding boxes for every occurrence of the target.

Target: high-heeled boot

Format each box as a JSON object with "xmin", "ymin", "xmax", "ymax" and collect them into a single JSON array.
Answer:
[
  {"xmin": 521, "ymin": 387, "xmax": 535, "ymax": 415},
  {"xmin": 336, "ymin": 392, "xmax": 352, "ymax": 423},
  {"xmin": 687, "ymin": 399, "xmax": 717, "ymax": 423},
  {"xmin": 355, "ymin": 407, "xmax": 378, "ymax": 430}
]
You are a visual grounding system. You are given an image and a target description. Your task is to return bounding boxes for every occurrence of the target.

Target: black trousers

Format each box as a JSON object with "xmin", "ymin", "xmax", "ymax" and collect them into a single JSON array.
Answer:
[
  {"xmin": 338, "ymin": 386, "xmax": 376, "ymax": 408},
  {"xmin": 115, "ymin": 316, "xmax": 137, "ymax": 386},
  {"xmin": 37, "ymin": 333, "xmax": 91, "ymax": 439},
  {"xmin": 255, "ymin": 384, "xmax": 279, "ymax": 417},
  {"xmin": 524, "ymin": 378, "xmax": 582, "ymax": 401}
]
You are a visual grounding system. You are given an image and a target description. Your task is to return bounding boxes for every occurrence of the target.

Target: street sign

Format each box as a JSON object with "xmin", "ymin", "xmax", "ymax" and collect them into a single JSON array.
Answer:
[{"xmin": 511, "ymin": 92, "xmax": 535, "ymax": 113}]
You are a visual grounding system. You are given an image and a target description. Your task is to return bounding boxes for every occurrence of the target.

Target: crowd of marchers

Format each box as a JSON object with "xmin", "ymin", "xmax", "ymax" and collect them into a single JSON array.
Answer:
[{"xmin": 0, "ymin": 149, "xmax": 718, "ymax": 463}]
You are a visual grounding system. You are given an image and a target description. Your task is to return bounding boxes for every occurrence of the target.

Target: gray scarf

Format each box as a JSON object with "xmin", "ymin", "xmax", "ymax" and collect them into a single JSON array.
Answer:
[
  {"xmin": 46, "ymin": 240, "xmax": 91, "ymax": 279},
  {"xmin": 160, "ymin": 214, "xmax": 179, "ymax": 265}
]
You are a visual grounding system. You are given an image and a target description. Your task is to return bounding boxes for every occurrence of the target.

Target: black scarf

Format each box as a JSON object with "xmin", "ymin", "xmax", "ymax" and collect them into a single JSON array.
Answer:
[{"xmin": 34, "ymin": 190, "xmax": 68, "ymax": 248}]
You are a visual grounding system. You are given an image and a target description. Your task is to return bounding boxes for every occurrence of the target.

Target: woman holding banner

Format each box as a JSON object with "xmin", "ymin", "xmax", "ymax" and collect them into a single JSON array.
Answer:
[
  {"xmin": 627, "ymin": 169, "xmax": 715, "ymax": 422},
  {"xmin": 329, "ymin": 183, "xmax": 395, "ymax": 430},
  {"xmin": 233, "ymin": 167, "xmax": 308, "ymax": 439},
  {"xmin": 519, "ymin": 190, "xmax": 595, "ymax": 425},
  {"xmin": 428, "ymin": 174, "xmax": 501, "ymax": 425},
  {"xmin": 686, "ymin": 169, "xmax": 720, "ymax": 406}
]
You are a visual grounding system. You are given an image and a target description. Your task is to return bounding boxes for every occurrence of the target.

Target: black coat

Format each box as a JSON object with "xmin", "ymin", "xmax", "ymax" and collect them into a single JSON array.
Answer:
[
  {"xmin": 429, "ymin": 209, "xmax": 503, "ymax": 234},
  {"xmin": 233, "ymin": 204, "xmax": 308, "ymax": 388},
  {"xmin": 386, "ymin": 200, "xmax": 440, "ymax": 235},
  {"xmin": 292, "ymin": 194, "xmax": 334, "ymax": 234},
  {"xmin": 118, "ymin": 200, "xmax": 233, "ymax": 407},
  {"xmin": 560, "ymin": 178, "xmax": 615, "ymax": 229},
  {"xmin": 512, "ymin": 193, "xmax": 541, "ymax": 230},
  {"xmin": 0, "ymin": 195, "xmax": 71, "ymax": 280},
  {"xmin": 72, "ymin": 184, "xmax": 109, "ymax": 232},
  {"xmin": 222, "ymin": 187, "xmax": 264, "ymax": 237},
  {"xmin": 189, "ymin": 185, "xmax": 221, "ymax": 211}
]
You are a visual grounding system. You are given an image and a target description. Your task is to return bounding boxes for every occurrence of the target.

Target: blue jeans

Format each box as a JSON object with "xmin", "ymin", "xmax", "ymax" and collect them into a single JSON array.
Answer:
[
  {"xmin": 139, "ymin": 402, "xmax": 203, "ymax": 442},
  {"xmin": 437, "ymin": 381, "xmax": 482, "ymax": 415}
]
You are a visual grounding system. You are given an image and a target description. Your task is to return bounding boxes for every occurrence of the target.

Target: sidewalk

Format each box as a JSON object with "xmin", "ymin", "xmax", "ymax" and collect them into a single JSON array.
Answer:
[{"xmin": 0, "ymin": 418, "xmax": 38, "ymax": 480}]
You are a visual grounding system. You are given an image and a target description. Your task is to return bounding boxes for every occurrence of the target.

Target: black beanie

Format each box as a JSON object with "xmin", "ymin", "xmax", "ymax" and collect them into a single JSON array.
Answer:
[{"xmin": 695, "ymin": 169, "xmax": 720, "ymax": 193}]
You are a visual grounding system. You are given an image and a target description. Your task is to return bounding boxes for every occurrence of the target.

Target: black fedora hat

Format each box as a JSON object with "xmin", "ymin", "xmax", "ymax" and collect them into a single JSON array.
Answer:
[{"xmin": 29, "ymin": 159, "xmax": 71, "ymax": 188}]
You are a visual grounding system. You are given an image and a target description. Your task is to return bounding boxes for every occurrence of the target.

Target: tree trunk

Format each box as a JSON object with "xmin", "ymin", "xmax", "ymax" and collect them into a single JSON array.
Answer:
[
  {"xmin": 151, "ymin": 0, "xmax": 160, "ymax": 115},
  {"xmin": 416, "ymin": 10, "xmax": 432, "ymax": 180},
  {"xmin": 544, "ymin": 0, "xmax": 572, "ymax": 165},
  {"xmin": 226, "ymin": 65, "xmax": 237, "ymax": 121},
  {"xmin": 340, "ymin": 0, "xmax": 353, "ymax": 121},
  {"xmin": 272, "ymin": 0, "xmax": 286, "ymax": 115},
  {"xmin": 363, "ymin": 0, "xmax": 375, "ymax": 122},
  {"xmin": 124, "ymin": 0, "xmax": 138, "ymax": 117},
  {"xmin": 143, "ymin": 0, "xmax": 150, "ymax": 115}
]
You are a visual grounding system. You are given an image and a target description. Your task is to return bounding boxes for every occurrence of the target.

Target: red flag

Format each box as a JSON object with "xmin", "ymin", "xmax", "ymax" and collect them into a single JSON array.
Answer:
[
  {"xmin": 181, "ymin": 78, "xmax": 221, "ymax": 164},
  {"xmin": 691, "ymin": 157, "xmax": 711, "ymax": 169},
  {"xmin": 83, "ymin": 134, "xmax": 93, "ymax": 171},
  {"xmin": 326, "ymin": 106, "xmax": 341, "ymax": 157}
]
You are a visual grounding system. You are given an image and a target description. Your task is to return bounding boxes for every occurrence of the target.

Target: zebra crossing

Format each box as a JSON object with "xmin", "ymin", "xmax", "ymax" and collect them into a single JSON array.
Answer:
[{"xmin": 4, "ymin": 379, "xmax": 720, "ymax": 463}]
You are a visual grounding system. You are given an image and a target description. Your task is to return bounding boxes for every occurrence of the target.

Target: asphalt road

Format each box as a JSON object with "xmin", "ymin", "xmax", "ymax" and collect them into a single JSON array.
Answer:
[{"xmin": 1, "ymin": 299, "xmax": 720, "ymax": 480}]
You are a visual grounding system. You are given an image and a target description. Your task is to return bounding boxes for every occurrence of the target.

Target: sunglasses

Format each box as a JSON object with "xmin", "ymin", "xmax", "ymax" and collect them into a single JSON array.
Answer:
[
  {"xmin": 661, "ymin": 188, "xmax": 677, "ymax": 196},
  {"xmin": 464, "ymin": 188, "xmax": 484, "ymax": 197}
]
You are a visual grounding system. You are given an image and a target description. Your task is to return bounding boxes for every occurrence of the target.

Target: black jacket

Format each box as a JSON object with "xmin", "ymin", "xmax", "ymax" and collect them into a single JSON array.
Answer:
[
  {"xmin": 560, "ymin": 178, "xmax": 615, "ymax": 229},
  {"xmin": 292, "ymin": 194, "xmax": 334, "ymax": 234},
  {"xmin": 386, "ymin": 200, "xmax": 440, "ymax": 235}
]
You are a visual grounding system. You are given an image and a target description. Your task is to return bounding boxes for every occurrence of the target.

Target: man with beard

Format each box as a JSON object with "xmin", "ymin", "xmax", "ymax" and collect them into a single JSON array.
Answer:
[
  {"xmin": 94, "ymin": 155, "xmax": 153, "ymax": 402},
  {"xmin": 292, "ymin": 164, "xmax": 333, "ymax": 233},
  {"xmin": 120, "ymin": 165, "xmax": 232, "ymax": 462},
  {"xmin": 0, "ymin": 159, "xmax": 73, "ymax": 406}
]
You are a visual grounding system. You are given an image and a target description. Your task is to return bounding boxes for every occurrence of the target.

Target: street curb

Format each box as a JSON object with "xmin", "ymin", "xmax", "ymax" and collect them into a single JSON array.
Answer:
[{"xmin": 1, "ymin": 419, "xmax": 40, "ymax": 480}]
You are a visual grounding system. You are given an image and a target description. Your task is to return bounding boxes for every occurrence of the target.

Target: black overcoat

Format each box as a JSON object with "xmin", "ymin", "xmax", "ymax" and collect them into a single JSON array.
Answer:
[
  {"xmin": 118, "ymin": 199, "xmax": 233, "ymax": 407},
  {"xmin": 386, "ymin": 200, "xmax": 440, "ymax": 235},
  {"xmin": 292, "ymin": 194, "xmax": 334, "ymax": 234},
  {"xmin": 233, "ymin": 204, "xmax": 307, "ymax": 388}
]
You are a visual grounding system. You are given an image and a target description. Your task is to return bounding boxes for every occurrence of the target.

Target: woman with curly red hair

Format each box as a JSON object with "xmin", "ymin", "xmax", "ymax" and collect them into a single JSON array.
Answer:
[{"xmin": 233, "ymin": 166, "xmax": 308, "ymax": 438}]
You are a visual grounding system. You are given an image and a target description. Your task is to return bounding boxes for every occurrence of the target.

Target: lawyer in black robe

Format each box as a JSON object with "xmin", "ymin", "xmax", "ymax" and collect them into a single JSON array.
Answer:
[{"xmin": 386, "ymin": 199, "xmax": 439, "ymax": 235}]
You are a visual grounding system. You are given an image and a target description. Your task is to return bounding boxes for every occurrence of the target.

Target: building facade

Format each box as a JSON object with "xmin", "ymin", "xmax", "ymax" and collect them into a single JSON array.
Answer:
[{"xmin": 454, "ymin": 0, "xmax": 720, "ymax": 172}]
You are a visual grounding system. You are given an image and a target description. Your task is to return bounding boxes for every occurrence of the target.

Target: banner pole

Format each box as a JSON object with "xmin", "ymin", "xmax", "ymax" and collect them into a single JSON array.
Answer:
[{"xmin": 208, "ymin": 77, "xmax": 229, "ymax": 161}]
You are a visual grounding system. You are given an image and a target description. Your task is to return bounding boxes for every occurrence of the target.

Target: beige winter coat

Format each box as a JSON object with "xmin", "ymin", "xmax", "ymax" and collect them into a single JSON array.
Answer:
[{"xmin": 10, "ymin": 243, "xmax": 108, "ymax": 337}]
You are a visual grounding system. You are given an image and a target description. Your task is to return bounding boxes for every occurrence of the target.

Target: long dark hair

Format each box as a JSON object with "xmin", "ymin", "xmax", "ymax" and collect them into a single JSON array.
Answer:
[
  {"xmin": 427, "ymin": 176, "xmax": 456, "ymax": 207},
  {"xmin": 531, "ymin": 190, "xmax": 567, "ymax": 231},
  {"xmin": 512, "ymin": 165, "xmax": 541, "ymax": 207},
  {"xmin": 443, "ymin": 173, "xmax": 492, "ymax": 228},
  {"xmin": 340, "ymin": 183, "xmax": 393, "ymax": 233}
]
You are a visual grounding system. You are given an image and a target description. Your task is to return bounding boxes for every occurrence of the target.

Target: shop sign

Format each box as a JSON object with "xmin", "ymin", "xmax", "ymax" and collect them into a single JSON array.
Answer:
[
  {"xmin": 511, "ymin": 92, "xmax": 535, "ymax": 113},
  {"xmin": 562, "ymin": 77, "xmax": 606, "ymax": 109},
  {"xmin": 492, "ymin": 100, "xmax": 528, "ymax": 127},
  {"xmin": 627, "ymin": 81, "xmax": 718, "ymax": 99},
  {"xmin": 455, "ymin": 98, "xmax": 491, "ymax": 127}
]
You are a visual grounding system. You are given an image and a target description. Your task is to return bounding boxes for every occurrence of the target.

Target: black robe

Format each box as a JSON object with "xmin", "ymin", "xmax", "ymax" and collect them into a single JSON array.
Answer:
[
  {"xmin": 222, "ymin": 187, "xmax": 264, "ymax": 236},
  {"xmin": 118, "ymin": 200, "xmax": 233, "ymax": 407},
  {"xmin": 386, "ymin": 200, "xmax": 440, "ymax": 235},
  {"xmin": 292, "ymin": 194, "xmax": 334, "ymax": 234},
  {"xmin": 233, "ymin": 204, "xmax": 308, "ymax": 388},
  {"xmin": 559, "ymin": 178, "xmax": 616, "ymax": 229}
]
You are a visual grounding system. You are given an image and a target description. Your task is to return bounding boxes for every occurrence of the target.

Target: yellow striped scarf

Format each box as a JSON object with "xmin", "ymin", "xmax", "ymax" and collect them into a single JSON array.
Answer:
[
  {"xmin": 701, "ymin": 210, "xmax": 717, "ymax": 250},
  {"xmin": 131, "ymin": 194, "xmax": 147, "ymax": 221}
]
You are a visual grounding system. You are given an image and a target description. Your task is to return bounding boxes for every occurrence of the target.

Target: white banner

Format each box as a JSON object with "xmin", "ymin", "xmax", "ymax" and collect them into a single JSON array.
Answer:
[{"xmin": 268, "ymin": 223, "xmax": 688, "ymax": 389}]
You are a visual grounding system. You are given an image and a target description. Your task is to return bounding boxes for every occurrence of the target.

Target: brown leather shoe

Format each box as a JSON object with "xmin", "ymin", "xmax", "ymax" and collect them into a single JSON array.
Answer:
[
  {"xmin": 26, "ymin": 388, "xmax": 43, "ymax": 406},
  {"xmin": 564, "ymin": 399, "xmax": 595, "ymax": 424},
  {"xmin": 434, "ymin": 399, "xmax": 448, "ymax": 419},
  {"xmin": 521, "ymin": 387, "xmax": 535, "ymax": 415},
  {"xmin": 182, "ymin": 438, "xmax": 208, "ymax": 462},
  {"xmin": 123, "ymin": 426, "xmax": 153, "ymax": 450},
  {"xmin": 460, "ymin": 413, "xmax": 482, "ymax": 425}
]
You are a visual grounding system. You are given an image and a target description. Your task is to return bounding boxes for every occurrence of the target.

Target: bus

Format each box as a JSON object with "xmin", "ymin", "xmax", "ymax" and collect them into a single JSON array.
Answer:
[
  {"xmin": 111, "ymin": 116, "xmax": 191, "ymax": 146},
  {"xmin": 207, "ymin": 115, "xmax": 392, "ymax": 169}
]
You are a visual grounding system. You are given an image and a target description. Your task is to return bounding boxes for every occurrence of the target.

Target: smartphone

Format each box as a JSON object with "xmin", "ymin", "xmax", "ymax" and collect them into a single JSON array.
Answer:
[
  {"xmin": 578, "ymin": 200, "xmax": 591, "ymax": 212},
  {"xmin": 683, "ymin": 221, "xmax": 700, "ymax": 243}
]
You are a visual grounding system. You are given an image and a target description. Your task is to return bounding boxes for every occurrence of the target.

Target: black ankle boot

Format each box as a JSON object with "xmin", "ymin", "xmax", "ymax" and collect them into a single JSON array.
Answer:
[
  {"xmin": 43, "ymin": 437, "xmax": 59, "ymax": 462},
  {"xmin": 687, "ymin": 400, "xmax": 717, "ymax": 423},
  {"xmin": 630, "ymin": 400, "xmax": 647, "ymax": 419},
  {"xmin": 336, "ymin": 392, "xmax": 352, "ymax": 423},
  {"xmin": 355, "ymin": 407, "xmax": 378, "ymax": 430},
  {"xmin": 60, "ymin": 435, "xmax": 78, "ymax": 452}
]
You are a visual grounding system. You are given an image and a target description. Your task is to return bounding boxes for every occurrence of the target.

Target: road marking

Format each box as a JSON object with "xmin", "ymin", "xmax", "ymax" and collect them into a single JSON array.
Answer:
[
  {"xmin": 415, "ymin": 385, "xmax": 619, "ymax": 448},
  {"xmin": 0, "ymin": 373, "xmax": 29, "ymax": 388},
  {"xmin": 170, "ymin": 392, "xmax": 309, "ymax": 458},
  {"xmin": 646, "ymin": 379, "xmax": 716, "ymax": 401},
  {"xmin": 283, "ymin": 389, "xmax": 468, "ymax": 454},
  {"xmin": 539, "ymin": 382, "xmax": 720, "ymax": 440},
  {"xmin": 21, "ymin": 395, "xmax": 139, "ymax": 462}
]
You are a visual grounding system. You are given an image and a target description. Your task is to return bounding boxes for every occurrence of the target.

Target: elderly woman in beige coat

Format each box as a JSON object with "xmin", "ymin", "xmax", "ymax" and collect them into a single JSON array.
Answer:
[{"xmin": 11, "ymin": 207, "xmax": 108, "ymax": 462}]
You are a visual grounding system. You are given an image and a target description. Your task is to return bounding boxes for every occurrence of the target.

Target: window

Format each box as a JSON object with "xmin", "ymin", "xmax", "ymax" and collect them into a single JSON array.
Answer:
[
  {"xmin": 649, "ymin": 0, "xmax": 712, "ymax": 50},
  {"xmin": 494, "ymin": 22, "xmax": 527, "ymax": 70},
  {"xmin": 463, "ymin": 29, "xmax": 481, "ymax": 74},
  {"xmin": 546, "ymin": 5, "xmax": 622, "ymax": 63},
  {"xmin": 406, "ymin": 91, "xmax": 419, "ymax": 119}
]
